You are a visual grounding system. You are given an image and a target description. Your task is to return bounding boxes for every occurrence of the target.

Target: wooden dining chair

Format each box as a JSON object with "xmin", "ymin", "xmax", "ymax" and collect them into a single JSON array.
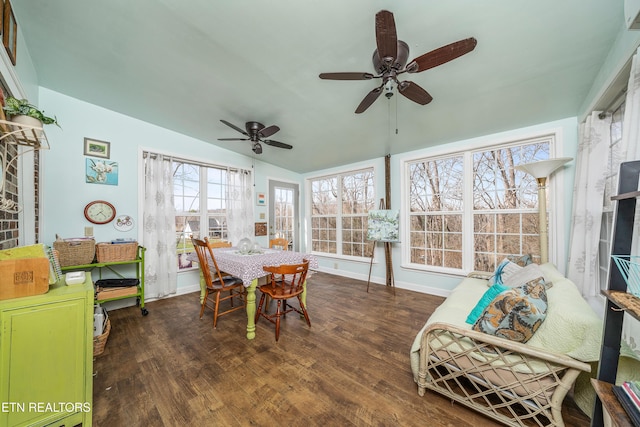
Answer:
[
  {"xmin": 255, "ymin": 259, "xmax": 310, "ymax": 341},
  {"xmin": 269, "ymin": 238, "xmax": 289, "ymax": 250},
  {"xmin": 191, "ymin": 237, "xmax": 246, "ymax": 328}
]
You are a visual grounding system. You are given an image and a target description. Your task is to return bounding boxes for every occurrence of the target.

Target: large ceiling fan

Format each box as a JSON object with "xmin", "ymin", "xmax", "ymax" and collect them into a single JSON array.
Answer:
[
  {"xmin": 319, "ymin": 10, "xmax": 477, "ymax": 114},
  {"xmin": 218, "ymin": 120, "xmax": 293, "ymax": 154}
]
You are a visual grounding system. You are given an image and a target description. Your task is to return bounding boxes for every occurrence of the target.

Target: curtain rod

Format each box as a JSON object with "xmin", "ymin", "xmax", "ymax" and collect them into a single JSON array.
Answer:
[
  {"xmin": 142, "ymin": 151, "xmax": 249, "ymax": 174},
  {"xmin": 598, "ymin": 89, "xmax": 627, "ymax": 119}
]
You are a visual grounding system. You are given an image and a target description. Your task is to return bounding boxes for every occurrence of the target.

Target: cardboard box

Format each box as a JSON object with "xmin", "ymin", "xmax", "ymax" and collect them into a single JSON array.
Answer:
[
  {"xmin": 0, "ymin": 257, "xmax": 50, "ymax": 300},
  {"xmin": 0, "ymin": 244, "xmax": 51, "ymax": 300}
]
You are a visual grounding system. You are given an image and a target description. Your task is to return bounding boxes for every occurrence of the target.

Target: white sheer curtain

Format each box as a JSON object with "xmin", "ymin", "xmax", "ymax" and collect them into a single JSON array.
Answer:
[
  {"xmin": 618, "ymin": 47, "xmax": 640, "ymax": 359},
  {"xmin": 567, "ymin": 112, "xmax": 611, "ymax": 298},
  {"xmin": 143, "ymin": 153, "xmax": 177, "ymax": 298},
  {"xmin": 226, "ymin": 168, "xmax": 254, "ymax": 246}
]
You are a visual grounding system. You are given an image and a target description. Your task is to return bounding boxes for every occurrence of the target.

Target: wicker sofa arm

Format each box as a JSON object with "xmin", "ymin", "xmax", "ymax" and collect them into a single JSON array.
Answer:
[
  {"xmin": 466, "ymin": 271, "xmax": 493, "ymax": 280},
  {"xmin": 417, "ymin": 322, "xmax": 590, "ymax": 427}
]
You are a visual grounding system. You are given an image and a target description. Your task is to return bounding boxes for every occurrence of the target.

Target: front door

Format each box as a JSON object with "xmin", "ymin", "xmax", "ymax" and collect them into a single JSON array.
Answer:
[{"xmin": 268, "ymin": 180, "xmax": 299, "ymax": 251}]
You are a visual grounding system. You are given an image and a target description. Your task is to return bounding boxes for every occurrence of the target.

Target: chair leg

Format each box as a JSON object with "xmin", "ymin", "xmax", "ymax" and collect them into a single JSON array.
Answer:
[
  {"xmin": 199, "ymin": 289, "xmax": 209, "ymax": 319},
  {"xmin": 275, "ymin": 300, "xmax": 282, "ymax": 342},
  {"xmin": 255, "ymin": 293, "xmax": 266, "ymax": 323},
  {"xmin": 213, "ymin": 291, "xmax": 221, "ymax": 329},
  {"xmin": 298, "ymin": 296, "xmax": 311, "ymax": 327}
]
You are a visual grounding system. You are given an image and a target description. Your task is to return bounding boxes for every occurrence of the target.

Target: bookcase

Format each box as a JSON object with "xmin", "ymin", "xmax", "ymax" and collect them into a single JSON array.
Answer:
[
  {"xmin": 591, "ymin": 160, "xmax": 640, "ymax": 427},
  {"xmin": 61, "ymin": 245, "xmax": 148, "ymax": 316}
]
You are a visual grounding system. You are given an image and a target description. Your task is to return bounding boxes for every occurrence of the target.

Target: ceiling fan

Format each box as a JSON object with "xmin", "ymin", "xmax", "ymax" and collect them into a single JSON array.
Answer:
[
  {"xmin": 319, "ymin": 10, "xmax": 477, "ymax": 114},
  {"xmin": 218, "ymin": 120, "xmax": 293, "ymax": 154}
]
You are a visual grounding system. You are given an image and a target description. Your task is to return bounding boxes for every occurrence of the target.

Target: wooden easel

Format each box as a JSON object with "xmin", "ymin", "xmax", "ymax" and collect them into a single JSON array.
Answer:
[{"xmin": 366, "ymin": 198, "xmax": 395, "ymax": 295}]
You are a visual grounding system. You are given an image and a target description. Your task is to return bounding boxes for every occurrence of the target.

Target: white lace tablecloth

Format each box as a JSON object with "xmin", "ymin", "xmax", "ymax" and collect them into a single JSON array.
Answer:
[{"xmin": 189, "ymin": 248, "xmax": 318, "ymax": 286}]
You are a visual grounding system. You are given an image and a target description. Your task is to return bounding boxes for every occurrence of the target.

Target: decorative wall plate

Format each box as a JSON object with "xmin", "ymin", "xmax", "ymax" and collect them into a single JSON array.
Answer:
[{"xmin": 113, "ymin": 214, "xmax": 134, "ymax": 232}]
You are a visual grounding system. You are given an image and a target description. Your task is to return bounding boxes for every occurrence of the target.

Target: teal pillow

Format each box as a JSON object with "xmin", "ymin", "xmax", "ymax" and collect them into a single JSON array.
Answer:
[{"xmin": 465, "ymin": 284, "xmax": 509, "ymax": 324}]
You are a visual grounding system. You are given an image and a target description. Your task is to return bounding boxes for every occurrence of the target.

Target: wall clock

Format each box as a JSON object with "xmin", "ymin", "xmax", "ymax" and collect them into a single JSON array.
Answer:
[{"xmin": 84, "ymin": 200, "xmax": 116, "ymax": 224}]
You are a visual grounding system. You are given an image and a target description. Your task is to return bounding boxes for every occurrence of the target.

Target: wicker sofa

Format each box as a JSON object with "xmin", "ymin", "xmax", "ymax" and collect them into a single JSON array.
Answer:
[{"xmin": 410, "ymin": 263, "xmax": 601, "ymax": 427}]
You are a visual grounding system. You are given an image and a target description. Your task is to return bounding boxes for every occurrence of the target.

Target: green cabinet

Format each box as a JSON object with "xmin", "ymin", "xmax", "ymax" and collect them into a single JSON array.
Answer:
[{"xmin": 0, "ymin": 274, "xmax": 93, "ymax": 427}]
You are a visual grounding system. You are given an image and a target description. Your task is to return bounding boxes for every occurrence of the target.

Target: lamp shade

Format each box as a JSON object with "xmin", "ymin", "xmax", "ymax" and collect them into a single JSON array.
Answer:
[{"xmin": 514, "ymin": 157, "xmax": 573, "ymax": 178}]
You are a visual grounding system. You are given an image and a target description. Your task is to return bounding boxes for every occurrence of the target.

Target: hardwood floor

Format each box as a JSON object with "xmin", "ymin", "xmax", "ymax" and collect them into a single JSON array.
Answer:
[{"xmin": 92, "ymin": 272, "xmax": 590, "ymax": 426}]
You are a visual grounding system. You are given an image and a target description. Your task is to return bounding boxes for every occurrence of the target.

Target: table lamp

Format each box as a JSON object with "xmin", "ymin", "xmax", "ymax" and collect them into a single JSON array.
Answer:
[{"xmin": 515, "ymin": 157, "xmax": 572, "ymax": 263}]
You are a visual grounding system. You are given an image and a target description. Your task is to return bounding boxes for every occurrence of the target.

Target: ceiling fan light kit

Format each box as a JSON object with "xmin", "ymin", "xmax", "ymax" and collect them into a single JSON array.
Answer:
[
  {"xmin": 319, "ymin": 10, "xmax": 477, "ymax": 114},
  {"xmin": 218, "ymin": 119, "xmax": 293, "ymax": 154}
]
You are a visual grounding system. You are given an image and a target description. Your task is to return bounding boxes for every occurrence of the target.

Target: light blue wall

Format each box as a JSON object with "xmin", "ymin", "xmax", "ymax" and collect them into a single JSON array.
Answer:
[
  {"xmin": 37, "ymin": 88, "xmax": 301, "ymax": 295},
  {"xmin": 10, "ymin": 14, "xmax": 638, "ymax": 300},
  {"xmin": 303, "ymin": 117, "xmax": 579, "ymax": 296}
]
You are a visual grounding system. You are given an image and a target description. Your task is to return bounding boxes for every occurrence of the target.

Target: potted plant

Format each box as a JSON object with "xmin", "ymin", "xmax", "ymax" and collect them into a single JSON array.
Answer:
[
  {"xmin": 3, "ymin": 96, "xmax": 60, "ymax": 127},
  {"xmin": 2, "ymin": 97, "xmax": 60, "ymax": 143}
]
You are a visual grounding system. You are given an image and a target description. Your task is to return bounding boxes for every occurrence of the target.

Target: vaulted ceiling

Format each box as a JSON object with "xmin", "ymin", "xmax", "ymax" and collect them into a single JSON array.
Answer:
[{"xmin": 12, "ymin": 1, "xmax": 624, "ymax": 173}]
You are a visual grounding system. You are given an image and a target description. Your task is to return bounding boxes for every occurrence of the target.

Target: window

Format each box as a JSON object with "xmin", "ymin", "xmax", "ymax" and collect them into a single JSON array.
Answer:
[
  {"xmin": 406, "ymin": 138, "xmax": 552, "ymax": 273},
  {"xmin": 310, "ymin": 168, "xmax": 375, "ymax": 257},
  {"xmin": 599, "ymin": 103, "xmax": 625, "ymax": 291},
  {"xmin": 173, "ymin": 160, "xmax": 230, "ymax": 270}
]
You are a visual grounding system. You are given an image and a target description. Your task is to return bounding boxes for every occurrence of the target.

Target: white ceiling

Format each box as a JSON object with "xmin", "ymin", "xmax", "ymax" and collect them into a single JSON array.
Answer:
[{"xmin": 12, "ymin": 1, "xmax": 624, "ymax": 173}]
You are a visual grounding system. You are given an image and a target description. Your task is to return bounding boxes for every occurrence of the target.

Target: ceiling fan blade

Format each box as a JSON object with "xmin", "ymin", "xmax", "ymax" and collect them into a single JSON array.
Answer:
[
  {"xmin": 263, "ymin": 139, "xmax": 293, "ymax": 150},
  {"xmin": 406, "ymin": 37, "xmax": 478, "ymax": 73},
  {"xmin": 375, "ymin": 10, "xmax": 397, "ymax": 66},
  {"xmin": 355, "ymin": 85, "xmax": 384, "ymax": 114},
  {"xmin": 397, "ymin": 81, "xmax": 433, "ymax": 105},
  {"xmin": 217, "ymin": 138, "xmax": 249, "ymax": 141},
  {"xmin": 258, "ymin": 125, "xmax": 280, "ymax": 139},
  {"xmin": 319, "ymin": 72, "xmax": 375, "ymax": 80},
  {"xmin": 220, "ymin": 119, "xmax": 249, "ymax": 136}
]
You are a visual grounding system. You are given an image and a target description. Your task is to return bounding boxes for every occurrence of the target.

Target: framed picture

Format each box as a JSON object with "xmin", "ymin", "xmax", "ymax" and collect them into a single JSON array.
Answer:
[
  {"xmin": 84, "ymin": 137, "xmax": 111, "ymax": 159},
  {"xmin": 254, "ymin": 222, "xmax": 267, "ymax": 237},
  {"xmin": 86, "ymin": 158, "xmax": 118, "ymax": 186},
  {"xmin": 367, "ymin": 209, "xmax": 400, "ymax": 242},
  {"xmin": 2, "ymin": 0, "xmax": 16, "ymax": 66},
  {"xmin": 0, "ymin": 0, "xmax": 4, "ymax": 38},
  {"xmin": 256, "ymin": 192, "xmax": 266, "ymax": 206}
]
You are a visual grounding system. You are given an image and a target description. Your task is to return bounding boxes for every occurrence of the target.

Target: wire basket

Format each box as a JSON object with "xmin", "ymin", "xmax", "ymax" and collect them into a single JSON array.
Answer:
[{"xmin": 611, "ymin": 255, "xmax": 640, "ymax": 297}]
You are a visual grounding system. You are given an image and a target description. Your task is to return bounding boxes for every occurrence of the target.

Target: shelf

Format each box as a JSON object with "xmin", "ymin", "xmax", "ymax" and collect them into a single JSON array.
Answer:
[
  {"xmin": 602, "ymin": 290, "xmax": 640, "ymax": 322},
  {"xmin": 612, "ymin": 190, "xmax": 640, "ymax": 201},
  {"xmin": 0, "ymin": 119, "xmax": 49, "ymax": 149},
  {"xmin": 591, "ymin": 379, "xmax": 635, "ymax": 427}
]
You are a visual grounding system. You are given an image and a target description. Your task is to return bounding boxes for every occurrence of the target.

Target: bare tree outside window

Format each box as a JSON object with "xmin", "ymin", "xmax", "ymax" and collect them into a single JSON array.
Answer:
[
  {"xmin": 407, "ymin": 140, "xmax": 551, "ymax": 273},
  {"xmin": 311, "ymin": 169, "xmax": 375, "ymax": 257}
]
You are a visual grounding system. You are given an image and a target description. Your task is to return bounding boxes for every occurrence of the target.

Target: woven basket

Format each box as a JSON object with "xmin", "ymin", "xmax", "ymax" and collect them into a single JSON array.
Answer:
[
  {"xmin": 53, "ymin": 239, "xmax": 96, "ymax": 267},
  {"xmin": 96, "ymin": 242, "xmax": 138, "ymax": 263},
  {"xmin": 93, "ymin": 318, "xmax": 111, "ymax": 356}
]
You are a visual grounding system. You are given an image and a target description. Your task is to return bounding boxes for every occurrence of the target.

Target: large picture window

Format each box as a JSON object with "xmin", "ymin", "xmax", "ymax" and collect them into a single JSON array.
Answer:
[
  {"xmin": 310, "ymin": 168, "xmax": 375, "ymax": 258},
  {"xmin": 173, "ymin": 160, "xmax": 231, "ymax": 270},
  {"xmin": 406, "ymin": 138, "xmax": 552, "ymax": 273}
]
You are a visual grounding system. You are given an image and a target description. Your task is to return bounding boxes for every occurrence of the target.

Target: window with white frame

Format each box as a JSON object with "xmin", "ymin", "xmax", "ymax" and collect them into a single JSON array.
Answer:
[
  {"xmin": 406, "ymin": 138, "xmax": 552, "ymax": 273},
  {"xmin": 310, "ymin": 168, "xmax": 375, "ymax": 257},
  {"xmin": 599, "ymin": 103, "xmax": 625, "ymax": 291},
  {"xmin": 173, "ymin": 160, "xmax": 230, "ymax": 270}
]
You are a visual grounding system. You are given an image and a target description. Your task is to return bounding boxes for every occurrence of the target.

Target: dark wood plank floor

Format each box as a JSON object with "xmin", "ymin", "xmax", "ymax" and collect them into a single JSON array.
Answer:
[{"xmin": 92, "ymin": 272, "xmax": 590, "ymax": 426}]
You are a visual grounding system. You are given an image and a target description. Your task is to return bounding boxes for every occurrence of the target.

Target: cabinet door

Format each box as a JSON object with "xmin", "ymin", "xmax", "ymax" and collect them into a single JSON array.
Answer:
[{"xmin": 0, "ymin": 298, "xmax": 87, "ymax": 427}]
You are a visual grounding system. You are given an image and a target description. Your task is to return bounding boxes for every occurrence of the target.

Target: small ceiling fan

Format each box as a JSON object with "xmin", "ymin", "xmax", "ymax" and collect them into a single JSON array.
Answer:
[
  {"xmin": 218, "ymin": 120, "xmax": 293, "ymax": 154},
  {"xmin": 319, "ymin": 10, "xmax": 477, "ymax": 114}
]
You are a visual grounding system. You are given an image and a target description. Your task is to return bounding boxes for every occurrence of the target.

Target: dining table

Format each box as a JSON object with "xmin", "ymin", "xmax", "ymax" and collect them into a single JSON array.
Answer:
[{"xmin": 188, "ymin": 247, "xmax": 318, "ymax": 339}]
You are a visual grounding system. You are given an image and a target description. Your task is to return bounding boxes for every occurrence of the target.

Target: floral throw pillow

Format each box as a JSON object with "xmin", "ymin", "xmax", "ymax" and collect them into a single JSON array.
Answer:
[{"xmin": 472, "ymin": 278, "xmax": 548, "ymax": 343}]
